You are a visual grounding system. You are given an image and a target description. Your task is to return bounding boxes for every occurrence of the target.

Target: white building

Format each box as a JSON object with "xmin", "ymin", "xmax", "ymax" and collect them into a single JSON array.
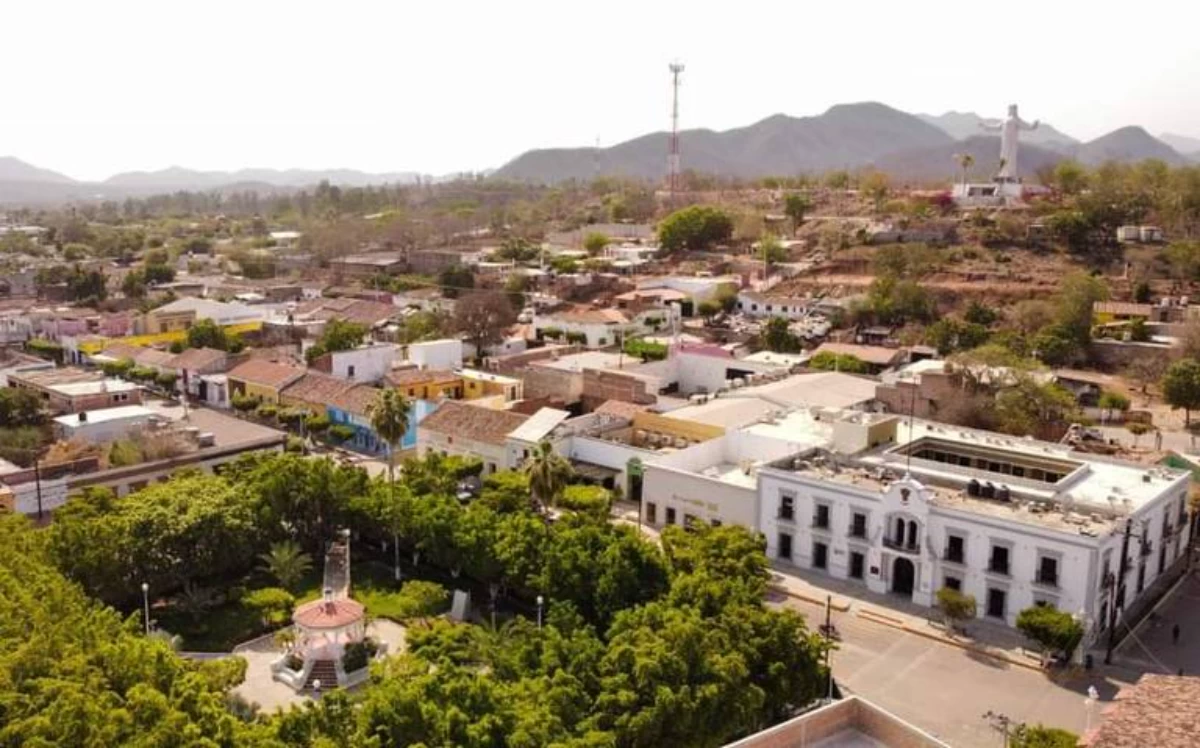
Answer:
[
  {"xmin": 311, "ymin": 343, "xmax": 398, "ymax": 383},
  {"xmin": 405, "ymin": 339, "xmax": 464, "ymax": 371},
  {"xmin": 53, "ymin": 404, "xmax": 158, "ymax": 442},
  {"xmin": 533, "ymin": 304, "xmax": 681, "ymax": 349}
]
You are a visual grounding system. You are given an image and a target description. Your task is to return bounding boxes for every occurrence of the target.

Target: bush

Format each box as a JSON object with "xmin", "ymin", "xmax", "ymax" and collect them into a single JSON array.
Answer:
[
  {"xmin": 285, "ymin": 435, "xmax": 305, "ymax": 453},
  {"xmin": 540, "ymin": 327, "xmax": 563, "ymax": 341},
  {"xmin": 128, "ymin": 366, "xmax": 159, "ymax": 382},
  {"xmin": 341, "ymin": 638, "xmax": 380, "ymax": 672},
  {"xmin": 393, "ymin": 580, "xmax": 450, "ymax": 622},
  {"xmin": 155, "ymin": 371, "xmax": 178, "ymax": 389},
  {"xmin": 565, "ymin": 331, "xmax": 587, "ymax": 345},
  {"xmin": 329, "ymin": 424, "xmax": 356, "ymax": 443},
  {"xmin": 108, "ymin": 440, "xmax": 143, "ymax": 467},
  {"xmin": 243, "ymin": 587, "xmax": 295, "ymax": 627},
  {"xmin": 1098, "ymin": 391, "xmax": 1130, "ymax": 411},
  {"xmin": 624, "ymin": 338, "xmax": 669, "ymax": 361},
  {"xmin": 304, "ymin": 413, "xmax": 331, "ymax": 433},
  {"xmin": 102, "ymin": 358, "xmax": 135, "ymax": 378},
  {"xmin": 936, "ymin": 587, "xmax": 977, "ymax": 633},
  {"xmin": 255, "ymin": 403, "xmax": 278, "ymax": 420},
  {"xmin": 558, "ymin": 485, "xmax": 612, "ymax": 520},
  {"xmin": 1016, "ymin": 605, "xmax": 1084, "ymax": 659},
  {"xmin": 808, "ymin": 351, "xmax": 868, "ymax": 374}
]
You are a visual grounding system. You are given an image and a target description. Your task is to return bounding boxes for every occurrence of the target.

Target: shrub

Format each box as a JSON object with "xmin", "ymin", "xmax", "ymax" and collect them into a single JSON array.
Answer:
[
  {"xmin": 128, "ymin": 366, "xmax": 159, "ymax": 382},
  {"xmin": 231, "ymin": 393, "xmax": 260, "ymax": 412},
  {"xmin": 285, "ymin": 435, "xmax": 305, "ymax": 453},
  {"xmin": 155, "ymin": 371, "xmax": 178, "ymax": 389},
  {"xmin": 1016, "ymin": 605, "xmax": 1084, "ymax": 659},
  {"xmin": 540, "ymin": 327, "xmax": 563, "ymax": 341},
  {"xmin": 393, "ymin": 581, "xmax": 450, "ymax": 622},
  {"xmin": 329, "ymin": 424, "xmax": 356, "ymax": 443},
  {"xmin": 305, "ymin": 413, "xmax": 331, "ymax": 433},
  {"xmin": 341, "ymin": 638, "xmax": 380, "ymax": 672},
  {"xmin": 558, "ymin": 485, "xmax": 612, "ymax": 520},
  {"xmin": 255, "ymin": 403, "xmax": 278, "ymax": 420},
  {"xmin": 102, "ymin": 358, "xmax": 135, "ymax": 378},
  {"xmin": 243, "ymin": 587, "xmax": 295, "ymax": 627},
  {"xmin": 108, "ymin": 440, "xmax": 143, "ymax": 467},
  {"xmin": 1098, "ymin": 391, "xmax": 1130, "ymax": 411},
  {"xmin": 808, "ymin": 351, "xmax": 868, "ymax": 374},
  {"xmin": 936, "ymin": 587, "xmax": 977, "ymax": 633},
  {"xmin": 565, "ymin": 331, "xmax": 587, "ymax": 345}
]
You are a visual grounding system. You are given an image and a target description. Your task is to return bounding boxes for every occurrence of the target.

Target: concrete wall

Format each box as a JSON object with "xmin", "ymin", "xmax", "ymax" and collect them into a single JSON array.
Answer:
[
  {"xmin": 581, "ymin": 369, "xmax": 655, "ymax": 411},
  {"xmin": 725, "ymin": 697, "xmax": 950, "ymax": 748},
  {"xmin": 325, "ymin": 345, "xmax": 397, "ymax": 383},
  {"xmin": 407, "ymin": 339, "xmax": 463, "ymax": 370}
]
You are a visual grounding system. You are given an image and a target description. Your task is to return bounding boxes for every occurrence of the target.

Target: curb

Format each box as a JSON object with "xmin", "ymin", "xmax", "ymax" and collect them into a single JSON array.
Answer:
[
  {"xmin": 854, "ymin": 609, "xmax": 1044, "ymax": 673},
  {"xmin": 770, "ymin": 584, "xmax": 852, "ymax": 612}
]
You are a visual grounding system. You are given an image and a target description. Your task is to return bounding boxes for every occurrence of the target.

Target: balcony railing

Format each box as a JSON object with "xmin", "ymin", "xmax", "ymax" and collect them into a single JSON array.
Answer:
[
  {"xmin": 1033, "ymin": 572, "xmax": 1059, "ymax": 588},
  {"xmin": 811, "ymin": 518, "xmax": 831, "ymax": 530},
  {"xmin": 883, "ymin": 537, "xmax": 920, "ymax": 553},
  {"xmin": 988, "ymin": 561, "xmax": 1010, "ymax": 576},
  {"xmin": 777, "ymin": 509, "xmax": 795, "ymax": 522},
  {"xmin": 848, "ymin": 525, "xmax": 868, "ymax": 539},
  {"xmin": 943, "ymin": 549, "xmax": 966, "ymax": 564}
]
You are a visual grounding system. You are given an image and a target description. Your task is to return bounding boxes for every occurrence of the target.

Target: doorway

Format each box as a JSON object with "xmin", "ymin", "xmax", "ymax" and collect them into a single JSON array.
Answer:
[{"xmin": 892, "ymin": 557, "xmax": 915, "ymax": 596}]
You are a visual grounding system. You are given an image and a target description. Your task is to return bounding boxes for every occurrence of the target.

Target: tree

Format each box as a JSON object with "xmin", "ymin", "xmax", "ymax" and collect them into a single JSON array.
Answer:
[
  {"xmin": 994, "ymin": 377, "xmax": 1080, "ymax": 437},
  {"xmin": 392, "ymin": 580, "xmax": 450, "ymax": 623},
  {"xmin": 936, "ymin": 587, "xmax": 977, "ymax": 634},
  {"xmin": 657, "ymin": 205, "xmax": 734, "ymax": 252},
  {"xmin": 369, "ymin": 387, "xmax": 411, "ymax": 497},
  {"xmin": 1054, "ymin": 271, "xmax": 1108, "ymax": 345},
  {"xmin": 0, "ymin": 387, "xmax": 44, "ymax": 427},
  {"xmin": 186, "ymin": 318, "xmax": 232, "ymax": 351},
  {"xmin": 258, "ymin": 540, "xmax": 313, "ymax": 591},
  {"xmin": 964, "ymin": 301, "xmax": 999, "ymax": 326},
  {"xmin": 1051, "ymin": 159, "xmax": 1089, "ymax": 195},
  {"xmin": 760, "ymin": 316, "xmax": 801, "ymax": 353},
  {"xmin": 524, "ymin": 439, "xmax": 572, "ymax": 512},
  {"xmin": 783, "ymin": 193, "xmax": 812, "ymax": 233},
  {"xmin": 1016, "ymin": 605, "xmax": 1084, "ymax": 661},
  {"xmin": 1133, "ymin": 280, "xmax": 1153, "ymax": 304},
  {"xmin": 1098, "ymin": 391, "xmax": 1131, "ymax": 412},
  {"xmin": 121, "ymin": 270, "xmax": 147, "ymax": 298},
  {"xmin": 1162, "ymin": 358, "xmax": 1200, "ymax": 426},
  {"xmin": 439, "ymin": 264, "xmax": 475, "ymax": 298},
  {"xmin": 583, "ymin": 231, "xmax": 609, "ymax": 255},
  {"xmin": 244, "ymin": 586, "xmax": 296, "ymax": 626},
  {"xmin": 758, "ymin": 233, "xmax": 788, "ymax": 277},
  {"xmin": 955, "ymin": 152, "xmax": 975, "ymax": 187},
  {"xmin": 861, "ymin": 171, "xmax": 890, "ymax": 211},
  {"xmin": 1011, "ymin": 725, "xmax": 1080, "ymax": 748},
  {"xmin": 1126, "ymin": 421, "xmax": 1152, "ymax": 447},
  {"xmin": 454, "ymin": 291, "xmax": 515, "ymax": 363},
  {"xmin": 558, "ymin": 484, "xmax": 612, "ymax": 521},
  {"xmin": 306, "ymin": 318, "xmax": 367, "ymax": 364}
]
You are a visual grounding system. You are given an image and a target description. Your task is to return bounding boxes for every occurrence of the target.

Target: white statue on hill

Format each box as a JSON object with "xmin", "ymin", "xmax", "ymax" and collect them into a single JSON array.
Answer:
[{"xmin": 980, "ymin": 104, "xmax": 1039, "ymax": 182}]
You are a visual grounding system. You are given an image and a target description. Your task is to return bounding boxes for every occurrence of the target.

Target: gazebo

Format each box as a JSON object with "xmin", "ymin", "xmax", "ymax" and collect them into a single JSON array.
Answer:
[{"xmin": 293, "ymin": 590, "xmax": 366, "ymax": 660}]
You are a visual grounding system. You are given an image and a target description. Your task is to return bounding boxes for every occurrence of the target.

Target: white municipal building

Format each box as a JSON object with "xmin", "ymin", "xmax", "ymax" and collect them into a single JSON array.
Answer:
[{"xmin": 642, "ymin": 408, "xmax": 1192, "ymax": 634}]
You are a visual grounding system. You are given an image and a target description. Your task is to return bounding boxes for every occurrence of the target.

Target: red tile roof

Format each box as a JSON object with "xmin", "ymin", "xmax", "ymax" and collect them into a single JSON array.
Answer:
[
  {"xmin": 282, "ymin": 371, "xmax": 355, "ymax": 406},
  {"xmin": 227, "ymin": 359, "xmax": 305, "ymax": 389},
  {"xmin": 1084, "ymin": 675, "xmax": 1200, "ymax": 748},
  {"xmin": 329, "ymin": 385, "xmax": 382, "ymax": 417},
  {"xmin": 418, "ymin": 401, "xmax": 528, "ymax": 446}
]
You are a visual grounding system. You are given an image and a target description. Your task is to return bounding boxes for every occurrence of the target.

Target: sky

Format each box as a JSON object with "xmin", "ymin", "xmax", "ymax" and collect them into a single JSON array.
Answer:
[{"xmin": 4, "ymin": 0, "xmax": 1200, "ymax": 182}]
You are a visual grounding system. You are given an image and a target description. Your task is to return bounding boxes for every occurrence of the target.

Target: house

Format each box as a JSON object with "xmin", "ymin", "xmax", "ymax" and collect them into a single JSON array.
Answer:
[
  {"xmin": 459, "ymin": 368, "xmax": 523, "ymax": 403},
  {"xmin": 406, "ymin": 248, "xmax": 477, "ymax": 275},
  {"xmin": 171, "ymin": 348, "xmax": 230, "ymax": 400},
  {"xmin": 309, "ymin": 343, "xmax": 398, "ymax": 383},
  {"xmin": 533, "ymin": 303, "xmax": 679, "ymax": 349},
  {"xmin": 1080, "ymin": 674, "xmax": 1200, "ymax": 748},
  {"xmin": 53, "ymin": 404, "xmax": 157, "ymax": 442},
  {"xmin": 326, "ymin": 385, "xmax": 386, "ymax": 454},
  {"xmin": 0, "ymin": 348, "xmax": 54, "ymax": 386},
  {"xmin": 384, "ymin": 368, "xmax": 463, "ymax": 400},
  {"xmin": 546, "ymin": 223, "xmax": 654, "ymax": 248},
  {"xmin": 226, "ymin": 359, "xmax": 305, "ymax": 404},
  {"xmin": 139, "ymin": 297, "xmax": 264, "ymax": 333},
  {"xmin": 417, "ymin": 400, "xmax": 530, "ymax": 474},
  {"xmin": 269, "ymin": 230, "xmax": 303, "ymax": 249},
  {"xmin": 405, "ymin": 339, "xmax": 464, "ymax": 370},
  {"xmin": 328, "ymin": 252, "xmax": 406, "ymax": 279},
  {"xmin": 279, "ymin": 371, "xmax": 354, "ymax": 415},
  {"xmin": 810, "ymin": 342, "xmax": 905, "ymax": 374},
  {"xmin": 7, "ymin": 368, "xmax": 142, "ymax": 414}
]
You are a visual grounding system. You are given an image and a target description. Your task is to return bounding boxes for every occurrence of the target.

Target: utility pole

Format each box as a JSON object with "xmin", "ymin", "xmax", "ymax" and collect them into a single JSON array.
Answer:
[
  {"xmin": 667, "ymin": 61, "xmax": 685, "ymax": 204},
  {"xmin": 1105, "ymin": 519, "xmax": 1133, "ymax": 664},
  {"xmin": 33, "ymin": 456, "xmax": 43, "ymax": 520},
  {"xmin": 824, "ymin": 594, "xmax": 834, "ymax": 702}
]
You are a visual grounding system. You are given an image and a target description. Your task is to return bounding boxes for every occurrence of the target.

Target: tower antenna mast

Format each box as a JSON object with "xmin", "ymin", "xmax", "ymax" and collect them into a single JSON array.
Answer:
[{"xmin": 668, "ymin": 61, "xmax": 685, "ymax": 202}]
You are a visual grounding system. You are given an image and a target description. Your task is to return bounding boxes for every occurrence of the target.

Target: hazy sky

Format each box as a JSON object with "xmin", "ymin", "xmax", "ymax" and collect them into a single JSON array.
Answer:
[{"xmin": 5, "ymin": 0, "xmax": 1199, "ymax": 181}]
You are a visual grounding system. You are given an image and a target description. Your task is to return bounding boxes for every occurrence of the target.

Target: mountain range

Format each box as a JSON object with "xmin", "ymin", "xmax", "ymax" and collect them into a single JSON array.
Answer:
[
  {"xmin": 0, "ymin": 161, "xmax": 423, "ymax": 206},
  {"xmin": 2, "ymin": 103, "xmax": 1199, "ymax": 204},
  {"xmin": 494, "ymin": 103, "xmax": 1198, "ymax": 184}
]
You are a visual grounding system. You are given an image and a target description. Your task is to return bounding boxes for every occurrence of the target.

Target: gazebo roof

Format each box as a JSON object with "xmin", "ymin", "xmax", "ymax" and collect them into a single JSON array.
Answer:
[{"xmin": 293, "ymin": 597, "xmax": 365, "ymax": 630}]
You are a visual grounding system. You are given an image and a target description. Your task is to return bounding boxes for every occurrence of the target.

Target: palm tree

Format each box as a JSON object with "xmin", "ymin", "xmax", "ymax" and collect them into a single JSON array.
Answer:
[
  {"xmin": 259, "ymin": 540, "xmax": 313, "ymax": 591},
  {"xmin": 524, "ymin": 439, "xmax": 573, "ymax": 513},
  {"xmin": 955, "ymin": 153, "xmax": 975, "ymax": 188},
  {"xmin": 369, "ymin": 388, "xmax": 411, "ymax": 488}
]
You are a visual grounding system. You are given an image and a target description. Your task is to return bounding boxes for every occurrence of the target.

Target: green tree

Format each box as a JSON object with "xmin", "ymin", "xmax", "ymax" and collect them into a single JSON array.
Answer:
[
  {"xmin": 454, "ymin": 291, "xmax": 516, "ymax": 364},
  {"xmin": 244, "ymin": 586, "xmax": 296, "ymax": 627},
  {"xmin": 0, "ymin": 387, "xmax": 44, "ymax": 427},
  {"xmin": 1015, "ymin": 605, "xmax": 1084, "ymax": 660},
  {"xmin": 368, "ymin": 387, "xmax": 411, "ymax": 488},
  {"xmin": 783, "ymin": 193, "xmax": 812, "ymax": 233},
  {"xmin": 258, "ymin": 540, "xmax": 313, "ymax": 591},
  {"xmin": 758, "ymin": 233, "xmax": 788, "ymax": 277},
  {"xmin": 583, "ymin": 231, "xmax": 609, "ymax": 255},
  {"xmin": 657, "ymin": 205, "xmax": 734, "ymax": 252},
  {"xmin": 861, "ymin": 171, "xmax": 890, "ymax": 211},
  {"xmin": 1011, "ymin": 725, "xmax": 1080, "ymax": 748},
  {"xmin": 305, "ymin": 318, "xmax": 367, "ymax": 364},
  {"xmin": 439, "ymin": 264, "xmax": 475, "ymax": 298},
  {"xmin": 121, "ymin": 269, "xmax": 148, "ymax": 298},
  {"xmin": 1051, "ymin": 159, "xmax": 1089, "ymax": 195},
  {"xmin": 936, "ymin": 586, "xmax": 977, "ymax": 634},
  {"xmin": 964, "ymin": 301, "xmax": 999, "ymax": 326},
  {"xmin": 185, "ymin": 317, "xmax": 232, "ymax": 351},
  {"xmin": 1055, "ymin": 271, "xmax": 1109, "ymax": 345},
  {"xmin": 760, "ymin": 316, "xmax": 801, "ymax": 353},
  {"xmin": 558, "ymin": 484, "xmax": 612, "ymax": 521},
  {"xmin": 994, "ymin": 378, "xmax": 1080, "ymax": 437},
  {"xmin": 524, "ymin": 439, "xmax": 573, "ymax": 512},
  {"xmin": 1162, "ymin": 358, "xmax": 1200, "ymax": 426},
  {"xmin": 808, "ymin": 351, "xmax": 869, "ymax": 373}
]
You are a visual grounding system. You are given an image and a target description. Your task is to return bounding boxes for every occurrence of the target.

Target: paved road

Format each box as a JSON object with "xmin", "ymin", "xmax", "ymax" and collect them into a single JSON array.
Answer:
[
  {"xmin": 1113, "ymin": 571, "xmax": 1200, "ymax": 675},
  {"xmin": 775, "ymin": 593, "xmax": 1139, "ymax": 747}
]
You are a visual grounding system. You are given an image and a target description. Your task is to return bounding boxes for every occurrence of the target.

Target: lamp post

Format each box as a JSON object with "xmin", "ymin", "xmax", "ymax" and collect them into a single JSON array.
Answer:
[
  {"xmin": 141, "ymin": 582, "xmax": 151, "ymax": 635},
  {"xmin": 536, "ymin": 595, "xmax": 544, "ymax": 629},
  {"xmin": 393, "ymin": 531, "xmax": 401, "ymax": 582},
  {"xmin": 1084, "ymin": 685, "xmax": 1099, "ymax": 734},
  {"xmin": 824, "ymin": 594, "xmax": 834, "ymax": 703}
]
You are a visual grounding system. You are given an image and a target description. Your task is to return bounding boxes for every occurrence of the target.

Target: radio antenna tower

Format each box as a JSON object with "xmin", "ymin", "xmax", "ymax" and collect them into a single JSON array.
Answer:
[{"xmin": 667, "ymin": 61, "xmax": 685, "ymax": 201}]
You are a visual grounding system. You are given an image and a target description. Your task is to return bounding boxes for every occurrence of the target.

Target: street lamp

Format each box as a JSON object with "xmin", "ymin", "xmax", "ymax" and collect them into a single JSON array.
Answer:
[
  {"xmin": 1085, "ymin": 686, "xmax": 1099, "ymax": 734},
  {"xmin": 536, "ymin": 595, "xmax": 544, "ymax": 629},
  {"xmin": 313, "ymin": 679, "xmax": 321, "ymax": 699},
  {"xmin": 141, "ymin": 582, "xmax": 151, "ymax": 635},
  {"xmin": 393, "ymin": 532, "xmax": 401, "ymax": 582}
]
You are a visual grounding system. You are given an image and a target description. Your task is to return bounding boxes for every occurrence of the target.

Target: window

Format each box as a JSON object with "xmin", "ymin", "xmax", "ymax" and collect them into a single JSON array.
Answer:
[
  {"xmin": 813, "ymin": 542, "xmax": 828, "ymax": 570},
  {"xmin": 849, "ymin": 552, "xmax": 865, "ymax": 579},
  {"xmin": 1159, "ymin": 545, "xmax": 1167, "ymax": 575},
  {"xmin": 778, "ymin": 533, "xmax": 793, "ymax": 561},
  {"xmin": 944, "ymin": 576, "xmax": 962, "ymax": 591},
  {"xmin": 646, "ymin": 502, "xmax": 657, "ymax": 525},
  {"xmin": 1137, "ymin": 563, "xmax": 1146, "ymax": 594},
  {"xmin": 813, "ymin": 504, "xmax": 830, "ymax": 529},
  {"xmin": 347, "ymin": 365, "xmax": 356, "ymax": 379},
  {"xmin": 945, "ymin": 535, "xmax": 965, "ymax": 564},
  {"xmin": 1036, "ymin": 556, "xmax": 1058, "ymax": 587},
  {"xmin": 850, "ymin": 512, "xmax": 867, "ymax": 538},
  {"xmin": 1101, "ymin": 552, "xmax": 1112, "ymax": 590},
  {"xmin": 666, "ymin": 507, "xmax": 677, "ymax": 525},
  {"xmin": 986, "ymin": 588, "xmax": 1006, "ymax": 619},
  {"xmin": 989, "ymin": 545, "xmax": 1010, "ymax": 575},
  {"xmin": 778, "ymin": 493, "xmax": 795, "ymax": 521}
]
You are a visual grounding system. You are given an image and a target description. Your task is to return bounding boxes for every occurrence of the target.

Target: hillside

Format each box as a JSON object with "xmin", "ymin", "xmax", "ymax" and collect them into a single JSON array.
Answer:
[
  {"xmin": 1159, "ymin": 132, "xmax": 1200, "ymax": 155},
  {"xmin": 495, "ymin": 102, "xmax": 954, "ymax": 182},
  {"xmin": 873, "ymin": 135, "xmax": 1064, "ymax": 184},
  {"xmin": 0, "ymin": 156, "xmax": 76, "ymax": 184},
  {"xmin": 104, "ymin": 166, "xmax": 421, "ymax": 190},
  {"xmin": 916, "ymin": 111, "xmax": 1078, "ymax": 152},
  {"xmin": 1075, "ymin": 126, "xmax": 1188, "ymax": 166}
]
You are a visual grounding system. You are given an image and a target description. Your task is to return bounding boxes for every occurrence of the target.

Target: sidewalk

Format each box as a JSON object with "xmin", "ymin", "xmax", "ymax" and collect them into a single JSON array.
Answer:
[{"xmin": 769, "ymin": 562, "xmax": 1044, "ymax": 672}]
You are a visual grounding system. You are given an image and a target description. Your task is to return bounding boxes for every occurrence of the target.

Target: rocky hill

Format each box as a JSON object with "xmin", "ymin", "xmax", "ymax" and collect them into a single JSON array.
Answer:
[
  {"xmin": 872, "ymin": 135, "xmax": 1065, "ymax": 184},
  {"xmin": 916, "ymin": 111, "xmax": 1078, "ymax": 152},
  {"xmin": 495, "ymin": 102, "xmax": 955, "ymax": 182},
  {"xmin": 1074, "ymin": 126, "xmax": 1189, "ymax": 166}
]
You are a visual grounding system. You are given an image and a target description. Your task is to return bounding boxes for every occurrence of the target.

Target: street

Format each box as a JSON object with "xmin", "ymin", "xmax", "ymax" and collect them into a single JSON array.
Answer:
[{"xmin": 776, "ymin": 593, "xmax": 1140, "ymax": 747}]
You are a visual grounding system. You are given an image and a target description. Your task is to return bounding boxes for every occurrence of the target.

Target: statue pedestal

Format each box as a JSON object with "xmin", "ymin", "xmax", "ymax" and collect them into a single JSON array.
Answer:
[{"xmin": 952, "ymin": 180, "xmax": 1024, "ymax": 206}]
